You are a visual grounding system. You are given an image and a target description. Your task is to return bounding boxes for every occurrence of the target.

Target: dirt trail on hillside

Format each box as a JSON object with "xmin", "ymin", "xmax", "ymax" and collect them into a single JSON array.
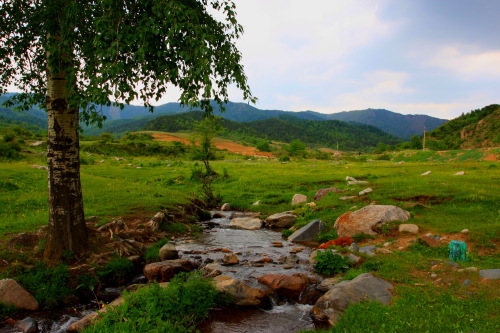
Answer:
[{"xmin": 152, "ymin": 133, "xmax": 273, "ymax": 157}]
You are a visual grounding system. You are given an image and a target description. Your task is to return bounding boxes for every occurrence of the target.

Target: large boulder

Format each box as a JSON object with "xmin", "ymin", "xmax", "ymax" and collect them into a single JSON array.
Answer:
[
  {"xmin": 144, "ymin": 259, "xmax": 199, "ymax": 282},
  {"xmin": 0, "ymin": 279, "xmax": 38, "ymax": 311},
  {"xmin": 313, "ymin": 273, "xmax": 393, "ymax": 325},
  {"xmin": 257, "ymin": 274, "xmax": 308, "ymax": 298},
  {"xmin": 288, "ymin": 219, "xmax": 325, "ymax": 242},
  {"xmin": 230, "ymin": 217, "xmax": 263, "ymax": 230},
  {"xmin": 158, "ymin": 243, "xmax": 179, "ymax": 261},
  {"xmin": 291, "ymin": 194, "xmax": 308, "ymax": 205},
  {"xmin": 264, "ymin": 212, "xmax": 297, "ymax": 228},
  {"xmin": 334, "ymin": 205, "xmax": 410, "ymax": 237},
  {"xmin": 213, "ymin": 275, "xmax": 269, "ymax": 307},
  {"xmin": 314, "ymin": 188, "xmax": 342, "ymax": 201}
]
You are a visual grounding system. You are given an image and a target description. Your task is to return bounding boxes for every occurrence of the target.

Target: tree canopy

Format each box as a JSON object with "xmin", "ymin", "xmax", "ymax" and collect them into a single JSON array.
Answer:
[{"xmin": 0, "ymin": 0, "xmax": 255, "ymax": 123}]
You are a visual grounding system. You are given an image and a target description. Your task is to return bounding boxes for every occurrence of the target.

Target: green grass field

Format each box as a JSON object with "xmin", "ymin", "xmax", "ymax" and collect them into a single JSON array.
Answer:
[{"xmin": 0, "ymin": 139, "xmax": 499, "ymax": 332}]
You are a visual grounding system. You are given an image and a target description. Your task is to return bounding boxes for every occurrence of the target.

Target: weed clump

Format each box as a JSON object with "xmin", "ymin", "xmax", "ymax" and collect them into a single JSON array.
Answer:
[
  {"xmin": 314, "ymin": 249, "xmax": 351, "ymax": 275},
  {"xmin": 84, "ymin": 272, "xmax": 221, "ymax": 333}
]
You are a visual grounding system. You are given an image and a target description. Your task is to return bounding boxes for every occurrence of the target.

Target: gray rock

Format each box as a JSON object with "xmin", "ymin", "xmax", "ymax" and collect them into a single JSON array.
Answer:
[
  {"xmin": 348, "ymin": 242, "xmax": 359, "ymax": 252},
  {"xmin": 292, "ymin": 194, "xmax": 308, "ymax": 205},
  {"xmin": 445, "ymin": 260, "xmax": 460, "ymax": 268},
  {"xmin": 230, "ymin": 217, "xmax": 263, "ymax": 230},
  {"xmin": 347, "ymin": 253, "xmax": 363, "ymax": 264},
  {"xmin": 359, "ymin": 246, "xmax": 377, "ymax": 256},
  {"xmin": 264, "ymin": 212, "xmax": 296, "ymax": 228},
  {"xmin": 0, "ymin": 279, "xmax": 39, "ymax": 310},
  {"xmin": 479, "ymin": 269, "xmax": 500, "ymax": 280},
  {"xmin": 16, "ymin": 317, "xmax": 38, "ymax": 333},
  {"xmin": 462, "ymin": 279, "xmax": 472, "ymax": 287},
  {"xmin": 158, "ymin": 243, "xmax": 179, "ymax": 261},
  {"xmin": 312, "ymin": 273, "xmax": 393, "ymax": 325},
  {"xmin": 288, "ymin": 220, "xmax": 325, "ymax": 242}
]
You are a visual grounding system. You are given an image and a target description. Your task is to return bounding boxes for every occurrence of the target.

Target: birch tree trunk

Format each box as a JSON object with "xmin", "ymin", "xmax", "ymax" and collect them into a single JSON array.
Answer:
[{"xmin": 44, "ymin": 65, "xmax": 88, "ymax": 261}]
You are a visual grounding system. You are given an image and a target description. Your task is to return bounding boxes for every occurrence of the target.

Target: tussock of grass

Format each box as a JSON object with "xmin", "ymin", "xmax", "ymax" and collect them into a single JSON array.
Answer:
[{"xmin": 84, "ymin": 272, "xmax": 221, "ymax": 333}]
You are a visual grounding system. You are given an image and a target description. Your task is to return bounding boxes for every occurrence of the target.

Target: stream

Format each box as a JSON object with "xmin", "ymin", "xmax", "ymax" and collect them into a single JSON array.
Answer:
[{"xmin": 3, "ymin": 211, "xmax": 327, "ymax": 333}]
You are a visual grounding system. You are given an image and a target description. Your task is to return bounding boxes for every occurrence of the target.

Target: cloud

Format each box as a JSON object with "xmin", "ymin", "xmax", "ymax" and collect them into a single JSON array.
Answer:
[{"xmin": 425, "ymin": 45, "xmax": 500, "ymax": 80}]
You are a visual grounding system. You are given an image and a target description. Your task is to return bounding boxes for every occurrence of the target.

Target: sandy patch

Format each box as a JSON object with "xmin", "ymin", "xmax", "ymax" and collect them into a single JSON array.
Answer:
[{"xmin": 152, "ymin": 133, "xmax": 273, "ymax": 157}]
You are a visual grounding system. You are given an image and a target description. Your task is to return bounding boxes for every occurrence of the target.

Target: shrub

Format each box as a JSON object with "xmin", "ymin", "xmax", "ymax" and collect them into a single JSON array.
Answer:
[
  {"xmin": 279, "ymin": 155, "xmax": 290, "ymax": 162},
  {"xmin": 16, "ymin": 264, "xmax": 72, "ymax": 308},
  {"xmin": 0, "ymin": 141, "xmax": 21, "ymax": 159},
  {"xmin": 97, "ymin": 256, "xmax": 134, "ymax": 284},
  {"xmin": 313, "ymin": 249, "xmax": 351, "ymax": 275},
  {"xmin": 164, "ymin": 222, "xmax": 189, "ymax": 234},
  {"xmin": 145, "ymin": 239, "xmax": 169, "ymax": 263},
  {"xmin": 84, "ymin": 272, "xmax": 221, "ymax": 333}
]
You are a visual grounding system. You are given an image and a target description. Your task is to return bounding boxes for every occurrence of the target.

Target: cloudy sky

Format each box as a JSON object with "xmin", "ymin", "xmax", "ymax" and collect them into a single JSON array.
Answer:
[{"xmin": 218, "ymin": 0, "xmax": 499, "ymax": 120}]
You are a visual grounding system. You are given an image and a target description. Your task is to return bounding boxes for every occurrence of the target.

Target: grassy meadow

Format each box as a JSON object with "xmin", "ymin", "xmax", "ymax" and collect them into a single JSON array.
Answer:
[{"xmin": 0, "ymin": 134, "xmax": 499, "ymax": 331}]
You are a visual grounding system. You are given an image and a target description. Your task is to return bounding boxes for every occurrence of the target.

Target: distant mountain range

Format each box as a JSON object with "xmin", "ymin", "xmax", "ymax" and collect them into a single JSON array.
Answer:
[{"xmin": 0, "ymin": 93, "xmax": 447, "ymax": 139}]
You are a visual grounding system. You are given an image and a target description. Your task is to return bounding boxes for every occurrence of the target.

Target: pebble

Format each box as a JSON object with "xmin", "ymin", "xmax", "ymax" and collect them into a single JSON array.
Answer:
[{"xmin": 462, "ymin": 279, "xmax": 472, "ymax": 287}]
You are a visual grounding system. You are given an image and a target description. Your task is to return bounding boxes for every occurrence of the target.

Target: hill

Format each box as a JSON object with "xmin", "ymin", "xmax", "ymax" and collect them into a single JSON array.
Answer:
[
  {"xmin": 144, "ymin": 111, "xmax": 402, "ymax": 151},
  {"xmin": 324, "ymin": 108, "xmax": 447, "ymax": 139},
  {"xmin": 0, "ymin": 93, "xmax": 447, "ymax": 138},
  {"xmin": 426, "ymin": 104, "xmax": 499, "ymax": 149}
]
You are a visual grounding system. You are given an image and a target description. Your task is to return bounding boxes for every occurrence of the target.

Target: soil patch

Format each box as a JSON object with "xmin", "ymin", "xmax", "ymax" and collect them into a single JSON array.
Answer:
[
  {"xmin": 391, "ymin": 195, "xmax": 453, "ymax": 205},
  {"xmin": 152, "ymin": 133, "xmax": 273, "ymax": 158}
]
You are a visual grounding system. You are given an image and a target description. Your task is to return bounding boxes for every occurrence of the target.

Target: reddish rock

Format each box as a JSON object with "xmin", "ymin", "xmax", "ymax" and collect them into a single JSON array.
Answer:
[
  {"xmin": 257, "ymin": 274, "xmax": 308, "ymax": 298},
  {"xmin": 144, "ymin": 259, "xmax": 199, "ymax": 282},
  {"xmin": 318, "ymin": 237, "xmax": 354, "ymax": 249},
  {"xmin": 334, "ymin": 205, "xmax": 410, "ymax": 237},
  {"xmin": 213, "ymin": 276, "xmax": 269, "ymax": 307},
  {"xmin": 420, "ymin": 236, "xmax": 442, "ymax": 248},
  {"xmin": 314, "ymin": 187, "xmax": 343, "ymax": 201},
  {"xmin": 0, "ymin": 279, "xmax": 38, "ymax": 311},
  {"xmin": 222, "ymin": 254, "xmax": 239, "ymax": 265}
]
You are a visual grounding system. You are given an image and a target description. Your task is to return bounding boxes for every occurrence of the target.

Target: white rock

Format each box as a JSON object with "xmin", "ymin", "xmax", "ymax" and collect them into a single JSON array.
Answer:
[
  {"xmin": 291, "ymin": 194, "xmax": 308, "ymax": 205},
  {"xmin": 421, "ymin": 171, "xmax": 432, "ymax": 176},
  {"xmin": 221, "ymin": 203, "xmax": 231, "ymax": 211},
  {"xmin": 252, "ymin": 200, "xmax": 260, "ymax": 206},
  {"xmin": 398, "ymin": 224, "xmax": 419, "ymax": 234},
  {"xmin": 359, "ymin": 188, "xmax": 373, "ymax": 195},
  {"xmin": 348, "ymin": 180, "xmax": 368, "ymax": 185},
  {"xmin": 461, "ymin": 229, "xmax": 470, "ymax": 234},
  {"xmin": 346, "ymin": 176, "xmax": 357, "ymax": 181},
  {"xmin": 453, "ymin": 171, "xmax": 465, "ymax": 176},
  {"xmin": 230, "ymin": 217, "xmax": 263, "ymax": 230}
]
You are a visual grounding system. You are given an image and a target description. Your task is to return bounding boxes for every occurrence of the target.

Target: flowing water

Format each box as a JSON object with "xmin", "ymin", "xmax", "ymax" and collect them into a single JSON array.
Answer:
[{"xmin": 3, "ymin": 212, "xmax": 326, "ymax": 333}]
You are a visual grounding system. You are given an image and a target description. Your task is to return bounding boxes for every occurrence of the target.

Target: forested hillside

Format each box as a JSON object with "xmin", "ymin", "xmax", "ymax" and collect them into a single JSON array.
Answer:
[
  {"xmin": 144, "ymin": 111, "xmax": 402, "ymax": 151},
  {"xmin": 426, "ymin": 104, "xmax": 499, "ymax": 149}
]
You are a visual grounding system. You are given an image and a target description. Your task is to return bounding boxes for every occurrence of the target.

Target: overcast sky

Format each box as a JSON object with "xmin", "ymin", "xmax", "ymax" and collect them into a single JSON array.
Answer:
[{"xmin": 218, "ymin": 0, "xmax": 499, "ymax": 120}]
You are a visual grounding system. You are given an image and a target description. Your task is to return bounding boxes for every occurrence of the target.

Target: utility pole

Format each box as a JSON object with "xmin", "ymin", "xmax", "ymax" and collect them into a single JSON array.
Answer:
[{"xmin": 423, "ymin": 127, "xmax": 426, "ymax": 150}]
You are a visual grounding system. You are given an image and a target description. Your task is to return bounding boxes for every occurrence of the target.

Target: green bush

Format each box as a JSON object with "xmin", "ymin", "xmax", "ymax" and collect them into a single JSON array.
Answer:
[
  {"xmin": 316, "ymin": 229, "xmax": 339, "ymax": 243},
  {"xmin": 16, "ymin": 264, "xmax": 72, "ymax": 308},
  {"xmin": 97, "ymin": 256, "xmax": 134, "ymax": 284},
  {"xmin": 145, "ymin": 239, "xmax": 169, "ymax": 263},
  {"xmin": 314, "ymin": 249, "xmax": 351, "ymax": 275},
  {"xmin": 84, "ymin": 272, "xmax": 222, "ymax": 333},
  {"xmin": 279, "ymin": 155, "xmax": 290, "ymax": 162},
  {"xmin": 0, "ymin": 141, "xmax": 21, "ymax": 159}
]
